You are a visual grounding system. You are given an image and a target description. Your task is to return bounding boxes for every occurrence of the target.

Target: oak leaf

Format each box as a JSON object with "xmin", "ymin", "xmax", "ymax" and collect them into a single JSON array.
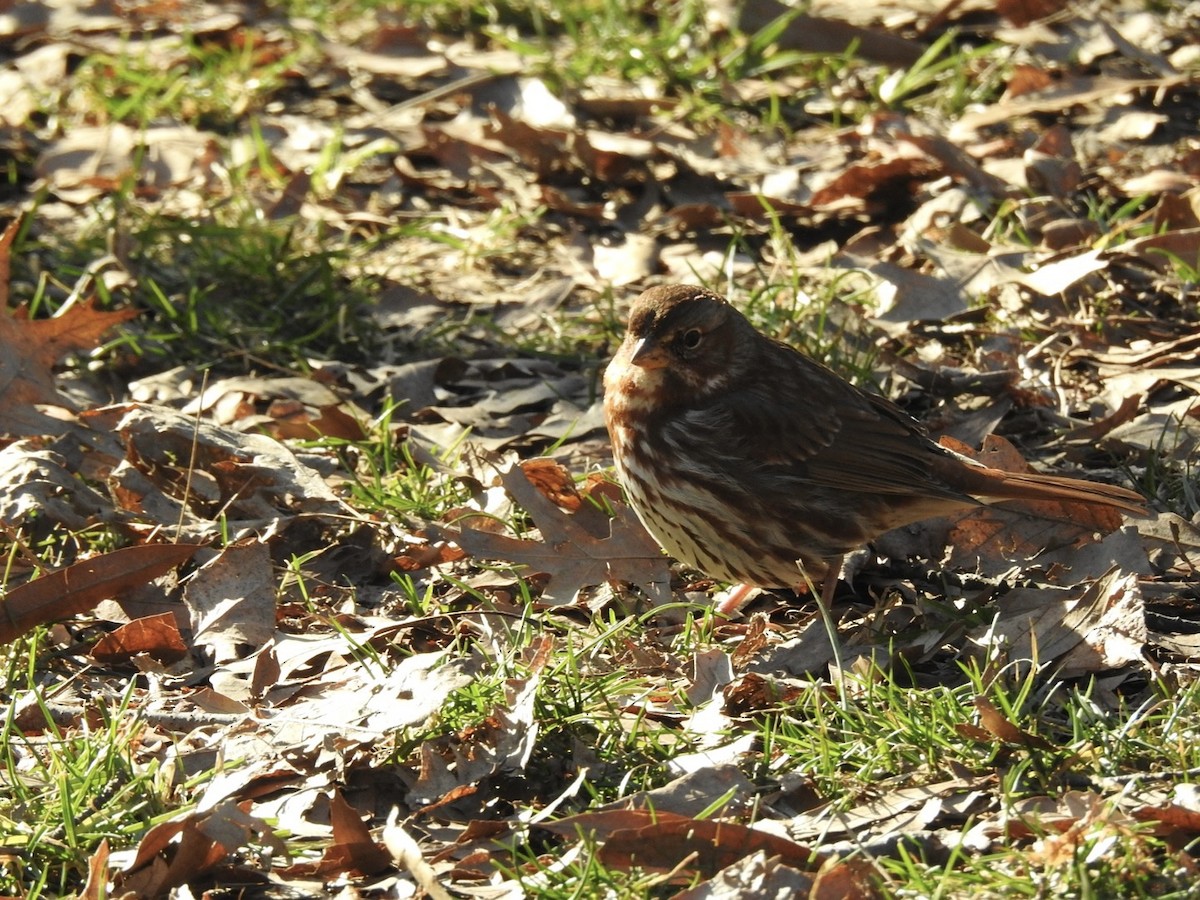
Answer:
[
  {"xmin": 431, "ymin": 462, "xmax": 669, "ymax": 604},
  {"xmin": 0, "ymin": 222, "xmax": 137, "ymax": 434}
]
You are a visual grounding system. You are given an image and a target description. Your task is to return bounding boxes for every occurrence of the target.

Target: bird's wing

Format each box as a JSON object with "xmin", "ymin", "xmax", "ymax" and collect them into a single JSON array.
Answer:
[{"xmin": 685, "ymin": 345, "xmax": 969, "ymax": 500}]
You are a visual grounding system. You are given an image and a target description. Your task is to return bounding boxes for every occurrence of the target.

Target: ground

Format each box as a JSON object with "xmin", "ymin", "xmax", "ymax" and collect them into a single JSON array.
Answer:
[{"xmin": 1, "ymin": 1, "xmax": 1200, "ymax": 897}]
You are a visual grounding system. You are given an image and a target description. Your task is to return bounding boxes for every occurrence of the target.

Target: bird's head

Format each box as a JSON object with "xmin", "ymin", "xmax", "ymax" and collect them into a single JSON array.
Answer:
[{"xmin": 607, "ymin": 284, "xmax": 755, "ymax": 401}]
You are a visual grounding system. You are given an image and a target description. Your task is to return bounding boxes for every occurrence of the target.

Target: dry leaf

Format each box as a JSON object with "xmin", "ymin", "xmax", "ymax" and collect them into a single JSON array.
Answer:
[
  {"xmin": 279, "ymin": 790, "xmax": 393, "ymax": 877},
  {"xmin": 973, "ymin": 697, "xmax": 1055, "ymax": 750},
  {"xmin": 432, "ymin": 462, "xmax": 670, "ymax": 604},
  {"xmin": 539, "ymin": 808, "xmax": 822, "ymax": 879},
  {"xmin": 184, "ymin": 539, "xmax": 277, "ymax": 664},
  {"xmin": 117, "ymin": 800, "xmax": 287, "ymax": 896},
  {"xmin": 91, "ymin": 611, "xmax": 188, "ymax": 664},
  {"xmin": 0, "ymin": 543, "xmax": 202, "ymax": 644},
  {"xmin": 0, "ymin": 278, "xmax": 137, "ymax": 436}
]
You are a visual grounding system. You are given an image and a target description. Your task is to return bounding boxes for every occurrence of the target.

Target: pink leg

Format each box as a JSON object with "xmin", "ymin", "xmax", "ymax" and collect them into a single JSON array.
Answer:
[{"xmin": 713, "ymin": 583, "xmax": 758, "ymax": 616}]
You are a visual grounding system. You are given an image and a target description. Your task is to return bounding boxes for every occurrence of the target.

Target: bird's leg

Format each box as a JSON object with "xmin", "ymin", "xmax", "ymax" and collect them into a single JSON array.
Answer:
[
  {"xmin": 714, "ymin": 583, "xmax": 758, "ymax": 616},
  {"xmin": 790, "ymin": 556, "xmax": 843, "ymax": 608},
  {"xmin": 818, "ymin": 555, "xmax": 844, "ymax": 610},
  {"xmin": 714, "ymin": 554, "xmax": 845, "ymax": 618},
  {"xmin": 806, "ymin": 554, "xmax": 847, "ymax": 704}
]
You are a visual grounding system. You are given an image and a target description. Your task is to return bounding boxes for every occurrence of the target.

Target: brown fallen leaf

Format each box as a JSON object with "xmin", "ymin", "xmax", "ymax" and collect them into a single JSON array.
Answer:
[
  {"xmin": 79, "ymin": 839, "xmax": 111, "ymax": 900},
  {"xmin": 995, "ymin": 0, "xmax": 1062, "ymax": 28},
  {"xmin": 91, "ymin": 611, "xmax": 188, "ymax": 664},
  {"xmin": 1, "ymin": 300, "xmax": 138, "ymax": 395},
  {"xmin": 116, "ymin": 800, "xmax": 287, "ymax": 896},
  {"xmin": 811, "ymin": 855, "xmax": 885, "ymax": 900},
  {"xmin": 736, "ymin": 1, "xmax": 923, "ymax": 67},
  {"xmin": 1131, "ymin": 799, "xmax": 1200, "ymax": 836},
  {"xmin": 972, "ymin": 696, "xmax": 1055, "ymax": 750},
  {"xmin": 431, "ymin": 462, "xmax": 670, "ymax": 604},
  {"xmin": 0, "ymin": 218, "xmax": 12, "ymax": 306},
  {"xmin": 539, "ymin": 808, "xmax": 822, "ymax": 879},
  {"xmin": 519, "ymin": 457, "xmax": 584, "ymax": 511},
  {"xmin": 279, "ymin": 790, "xmax": 393, "ymax": 878},
  {"xmin": 0, "ymin": 217, "xmax": 137, "ymax": 437},
  {"xmin": 936, "ymin": 433, "xmax": 1132, "ymax": 572},
  {"xmin": 0, "ymin": 543, "xmax": 203, "ymax": 644}
]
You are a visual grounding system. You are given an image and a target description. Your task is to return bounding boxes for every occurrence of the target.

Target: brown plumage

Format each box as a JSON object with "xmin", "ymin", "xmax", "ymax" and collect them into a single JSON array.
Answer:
[{"xmin": 603, "ymin": 284, "xmax": 1145, "ymax": 594}]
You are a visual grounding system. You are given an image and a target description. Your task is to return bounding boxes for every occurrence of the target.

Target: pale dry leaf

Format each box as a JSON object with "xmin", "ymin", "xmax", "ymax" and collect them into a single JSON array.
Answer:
[
  {"xmin": 383, "ymin": 811, "xmax": 454, "ymax": 900},
  {"xmin": 1023, "ymin": 792, "xmax": 1136, "ymax": 868},
  {"xmin": 784, "ymin": 775, "xmax": 994, "ymax": 843},
  {"xmin": 951, "ymin": 73, "xmax": 1189, "ymax": 137},
  {"xmin": 405, "ymin": 644, "xmax": 548, "ymax": 806},
  {"xmin": 433, "ymin": 462, "xmax": 670, "ymax": 604},
  {"xmin": 184, "ymin": 539, "xmax": 277, "ymax": 664},
  {"xmin": 592, "ymin": 232, "xmax": 660, "ymax": 286},
  {"xmin": 0, "ymin": 44, "xmax": 70, "ymax": 127},
  {"xmin": 475, "ymin": 75, "xmax": 576, "ymax": 129},
  {"xmin": 972, "ymin": 567, "xmax": 1146, "ymax": 676},
  {"xmin": 839, "ymin": 256, "xmax": 970, "ymax": 322},
  {"xmin": 37, "ymin": 124, "xmax": 217, "ymax": 202},
  {"xmin": 1036, "ymin": 525, "xmax": 1151, "ymax": 584},
  {"xmin": 287, "ymin": 649, "xmax": 475, "ymax": 738},
  {"xmin": 601, "ymin": 765, "xmax": 757, "ymax": 820},
  {"xmin": 1103, "ymin": 396, "xmax": 1200, "ymax": 456},
  {"xmin": 1056, "ymin": 568, "xmax": 1146, "ymax": 676},
  {"xmin": 0, "ymin": 439, "xmax": 111, "ymax": 529},
  {"xmin": 493, "ymin": 634, "xmax": 552, "ymax": 773},
  {"xmin": 673, "ymin": 850, "xmax": 814, "ymax": 900},
  {"xmin": 83, "ymin": 403, "xmax": 357, "ymax": 533},
  {"xmin": 1014, "ymin": 249, "xmax": 1108, "ymax": 296},
  {"xmin": 1135, "ymin": 511, "xmax": 1200, "ymax": 579},
  {"xmin": 746, "ymin": 617, "xmax": 840, "ymax": 677},
  {"xmin": 323, "ymin": 38, "xmax": 447, "ymax": 78}
]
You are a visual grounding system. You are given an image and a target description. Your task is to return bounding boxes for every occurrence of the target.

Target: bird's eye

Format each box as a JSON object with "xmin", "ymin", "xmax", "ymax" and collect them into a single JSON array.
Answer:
[{"xmin": 681, "ymin": 328, "xmax": 703, "ymax": 350}]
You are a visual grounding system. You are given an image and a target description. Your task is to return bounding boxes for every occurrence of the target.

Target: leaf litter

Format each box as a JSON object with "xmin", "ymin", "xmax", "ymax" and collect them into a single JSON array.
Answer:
[{"xmin": 2, "ymin": 0, "xmax": 1200, "ymax": 896}]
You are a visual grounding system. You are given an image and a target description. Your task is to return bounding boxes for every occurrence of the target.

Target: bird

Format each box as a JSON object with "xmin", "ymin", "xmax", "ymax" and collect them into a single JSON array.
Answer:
[{"xmin": 602, "ymin": 283, "xmax": 1145, "ymax": 606}]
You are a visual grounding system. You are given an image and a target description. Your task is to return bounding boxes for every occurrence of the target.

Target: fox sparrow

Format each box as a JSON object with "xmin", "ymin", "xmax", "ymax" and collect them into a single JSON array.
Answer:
[{"xmin": 603, "ymin": 284, "xmax": 1145, "ymax": 600}]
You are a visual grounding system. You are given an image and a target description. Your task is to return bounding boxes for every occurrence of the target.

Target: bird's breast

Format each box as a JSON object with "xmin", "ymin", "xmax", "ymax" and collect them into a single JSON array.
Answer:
[{"xmin": 603, "ymin": 352, "xmax": 660, "ymax": 418}]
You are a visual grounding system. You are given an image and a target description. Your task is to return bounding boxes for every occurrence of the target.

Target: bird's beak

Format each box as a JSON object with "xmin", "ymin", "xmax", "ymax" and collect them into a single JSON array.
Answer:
[{"xmin": 629, "ymin": 336, "xmax": 669, "ymax": 369}]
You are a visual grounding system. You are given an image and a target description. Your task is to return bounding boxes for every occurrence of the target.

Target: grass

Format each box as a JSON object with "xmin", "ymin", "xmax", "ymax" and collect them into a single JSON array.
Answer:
[
  {"xmin": 338, "ymin": 409, "xmax": 477, "ymax": 522},
  {"xmin": 872, "ymin": 29, "xmax": 1009, "ymax": 118},
  {"xmin": 3, "ymin": 577, "xmax": 1197, "ymax": 896},
  {"xmin": 70, "ymin": 31, "xmax": 298, "ymax": 130},
  {"xmin": 0, "ymin": 650, "xmax": 186, "ymax": 896},
  {"xmin": 12, "ymin": 198, "xmax": 386, "ymax": 375}
]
